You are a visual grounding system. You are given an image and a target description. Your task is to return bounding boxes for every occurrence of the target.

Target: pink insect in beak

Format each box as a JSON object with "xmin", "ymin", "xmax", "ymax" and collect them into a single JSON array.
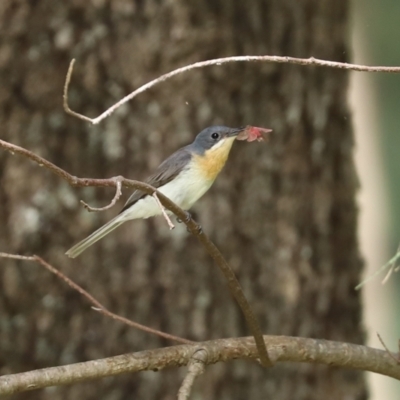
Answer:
[{"xmin": 236, "ymin": 126, "xmax": 273, "ymax": 142}]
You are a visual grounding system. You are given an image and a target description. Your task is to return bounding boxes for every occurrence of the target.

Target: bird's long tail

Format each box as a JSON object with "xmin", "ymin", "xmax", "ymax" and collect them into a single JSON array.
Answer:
[{"xmin": 65, "ymin": 214, "xmax": 127, "ymax": 258}]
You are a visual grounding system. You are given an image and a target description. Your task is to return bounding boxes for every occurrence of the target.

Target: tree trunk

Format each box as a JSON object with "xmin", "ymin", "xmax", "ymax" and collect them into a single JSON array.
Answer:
[{"xmin": 0, "ymin": 1, "xmax": 367, "ymax": 399}]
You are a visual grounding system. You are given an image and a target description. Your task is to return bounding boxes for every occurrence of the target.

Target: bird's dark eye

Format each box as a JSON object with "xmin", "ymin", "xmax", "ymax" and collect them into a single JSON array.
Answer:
[{"xmin": 211, "ymin": 132, "xmax": 220, "ymax": 140}]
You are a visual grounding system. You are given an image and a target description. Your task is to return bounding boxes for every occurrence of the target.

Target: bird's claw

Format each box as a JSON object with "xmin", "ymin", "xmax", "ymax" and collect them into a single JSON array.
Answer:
[
  {"xmin": 184, "ymin": 211, "xmax": 192, "ymax": 223},
  {"xmin": 177, "ymin": 211, "xmax": 192, "ymax": 224}
]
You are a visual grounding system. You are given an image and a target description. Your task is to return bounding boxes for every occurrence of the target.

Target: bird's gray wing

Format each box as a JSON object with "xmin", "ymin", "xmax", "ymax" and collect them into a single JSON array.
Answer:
[{"xmin": 119, "ymin": 146, "xmax": 192, "ymax": 213}]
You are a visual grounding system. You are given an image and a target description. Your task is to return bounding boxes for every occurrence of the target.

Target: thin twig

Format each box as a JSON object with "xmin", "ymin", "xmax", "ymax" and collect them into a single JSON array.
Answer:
[
  {"xmin": 0, "ymin": 138, "xmax": 271, "ymax": 366},
  {"xmin": 377, "ymin": 333, "xmax": 400, "ymax": 364},
  {"xmin": 178, "ymin": 349, "xmax": 207, "ymax": 400},
  {"xmin": 186, "ymin": 216, "xmax": 271, "ymax": 367},
  {"xmin": 0, "ymin": 252, "xmax": 192, "ymax": 345},
  {"xmin": 63, "ymin": 56, "xmax": 400, "ymax": 125},
  {"xmin": 381, "ymin": 264, "xmax": 395, "ymax": 285},
  {"xmin": 0, "ymin": 253, "xmax": 34, "ymax": 261},
  {"xmin": 355, "ymin": 247, "xmax": 400, "ymax": 290},
  {"xmin": 81, "ymin": 179, "xmax": 123, "ymax": 212},
  {"xmin": 381, "ymin": 242, "xmax": 400, "ymax": 285},
  {"xmin": 63, "ymin": 59, "xmax": 93, "ymax": 124},
  {"xmin": 153, "ymin": 192, "xmax": 175, "ymax": 229}
]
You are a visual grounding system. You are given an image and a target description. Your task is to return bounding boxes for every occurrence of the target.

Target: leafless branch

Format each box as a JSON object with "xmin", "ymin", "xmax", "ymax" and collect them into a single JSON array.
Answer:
[
  {"xmin": 63, "ymin": 59, "xmax": 93, "ymax": 124},
  {"xmin": 63, "ymin": 56, "xmax": 400, "ymax": 125},
  {"xmin": 153, "ymin": 192, "xmax": 175, "ymax": 229},
  {"xmin": 3, "ymin": 51, "xmax": 397, "ymax": 397},
  {"xmin": 381, "ymin": 263, "xmax": 395, "ymax": 285},
  {"xmin": 177, "ymin": 349, "xmax": 207, "ymax": 400},
  {"xmin": 1, "ymin": 335, "xmax": 399, "ymax": 396},
  {"xmin": 0, "ymin": 252, "xmax": 192, "ymax": 345},
  {"xmin": 0, "ymin": 139, "xmax": 271, "ymax": 366},
  {"xmin": 0, "ymin": 253, "xmax": 34, "ymax": 261},
  {"xmin": 381, "ymin": 243, "xmax": 400, "ymax": 285},
  {"xmin": 80, "ymin": 178, "xmax": 123, "ymax": 212},
  {"xmin": 377, "ymin": 333, "xmax": 400, "ymax": 365},
  {"xmin": 355, "ymin": 246, "xmax": 400, "ymax": 290}
]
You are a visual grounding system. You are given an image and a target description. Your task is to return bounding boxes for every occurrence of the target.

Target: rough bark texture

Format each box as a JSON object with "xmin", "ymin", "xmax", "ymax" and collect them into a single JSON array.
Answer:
[{"xmin": 0, "ymin": 1, "xmax": 367, "ymax": 399}]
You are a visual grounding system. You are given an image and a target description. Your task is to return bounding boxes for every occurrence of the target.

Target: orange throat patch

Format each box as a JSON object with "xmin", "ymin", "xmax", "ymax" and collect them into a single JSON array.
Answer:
[{"xmin": 192, "ymin": 137, "xmax": 235, "ymax": 182}]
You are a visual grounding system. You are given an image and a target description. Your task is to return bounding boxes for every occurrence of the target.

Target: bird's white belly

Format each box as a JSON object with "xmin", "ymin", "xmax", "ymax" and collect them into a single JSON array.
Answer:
[
  {"xmin": 161, "ymin": 166, "xmax": 214, "ymax": 210},
  {"xmin": 122, "ymin": 167, "xmax": 214, "ymax": 221}
]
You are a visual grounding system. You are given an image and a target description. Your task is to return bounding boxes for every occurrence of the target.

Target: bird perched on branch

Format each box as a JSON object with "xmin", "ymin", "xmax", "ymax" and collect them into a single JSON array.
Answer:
[{"xmin": 66, "ymin": 125, "xmax": 247, "ymax": 258}]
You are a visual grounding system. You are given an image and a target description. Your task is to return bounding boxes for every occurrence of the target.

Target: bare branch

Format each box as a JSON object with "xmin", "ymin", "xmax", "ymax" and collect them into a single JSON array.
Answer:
[
  {"xmin": 63, "ymin": 59, "xmax": 93, "ymax": 123},
  {"xmin": 0, "ymin": 336, "xmax": 399, "ymax": 396},
  {"xmin": 63, "ymin": 56, "xmax": 400, "ymax": 125},
  {"xmin": 355, "ymin": 246, "xmax": 400, "ymax": 290},
  {"xmin": 178, "ymin": 349, "xmax": 207, "ymax": 400},
  {"xmin": 381, "ymin": 263, "xmax": 395, "ymax": 285},
  {"xmin": 381, "ymin": 242, "xmax": 400, "ymax": 285},
  {"xmin": 0, "ymin": 252, "xmax": 34, "ymax": 261},
  {"xmin": 187, "ymin": 218, "xmax": 271, "ymax": 367},
  {"xmin": 0, "ymin": 139, "xmax": 82, "ymax": 185},
  {"xmin": 0, "ymin": 138, "xmax": 271, "ymax": 366},
  {"xmin": 81, "ymin": 178, "xmax": 123, "ymax": 212},
  {"xmin": 153, "ymin": 192, "xmax": 175, "ymax": 229},
  {"xmin": 377, "ymin": 333, "xmax": 400, "ymax": 365},
  {"xmin": 0, "ymin": 253, "xmax": 192, "ymax": 345}
]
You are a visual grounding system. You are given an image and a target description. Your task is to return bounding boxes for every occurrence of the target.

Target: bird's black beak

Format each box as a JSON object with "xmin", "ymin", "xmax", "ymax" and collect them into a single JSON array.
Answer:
[{"xmin": 226, "ymin": 126, "xmax": 246, "ymax": 137}]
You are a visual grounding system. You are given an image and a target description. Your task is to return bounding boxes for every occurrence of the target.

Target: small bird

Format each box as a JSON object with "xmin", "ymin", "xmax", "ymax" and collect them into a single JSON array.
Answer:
[{"xmin": 66, "ymin": 125, "xmax": 245, "ymax": 258}]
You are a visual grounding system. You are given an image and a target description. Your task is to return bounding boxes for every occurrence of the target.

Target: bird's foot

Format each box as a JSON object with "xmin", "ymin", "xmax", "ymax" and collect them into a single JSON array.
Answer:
[
  {"xmin": 177, "ymin": 211, "xmax": 192, "ymax": 224},
  {"xmin": 176, "ymin": 212, "xmax": 202, "ymax": 234}
]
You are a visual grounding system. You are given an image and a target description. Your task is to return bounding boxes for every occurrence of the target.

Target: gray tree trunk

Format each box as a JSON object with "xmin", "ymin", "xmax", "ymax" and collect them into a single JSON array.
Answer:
[{"xmin": 0, "ymin": 1, "xmax": 367, "ymax": 399}]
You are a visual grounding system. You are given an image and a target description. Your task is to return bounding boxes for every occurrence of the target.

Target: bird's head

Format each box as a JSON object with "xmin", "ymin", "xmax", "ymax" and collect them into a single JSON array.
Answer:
[
  {"xmin": 191, "ymin": 126, "xmax": 245, "ymax": 155},
  {"xmin": 188, "ymin": 126, "xmax": 245, "ymax": 181}
]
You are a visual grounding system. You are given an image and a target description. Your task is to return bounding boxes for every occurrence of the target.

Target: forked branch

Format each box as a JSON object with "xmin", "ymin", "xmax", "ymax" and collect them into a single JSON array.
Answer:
[
  {"xmin": 0, "ymin": 138, "xmax": 271, "ymax": 367},
  {"xmin": 63, "ymin": 56, "xmax": 400, "ymax": 125}
]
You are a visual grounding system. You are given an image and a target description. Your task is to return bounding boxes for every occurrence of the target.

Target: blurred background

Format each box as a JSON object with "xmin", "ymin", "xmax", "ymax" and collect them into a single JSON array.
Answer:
[
  {"xmin": 0, "ymin": 0, "xmax": 399, "ymax": 399},
  {"xmin": 351, "ymin": 0, "xmax": 400, "ymax": 399}
]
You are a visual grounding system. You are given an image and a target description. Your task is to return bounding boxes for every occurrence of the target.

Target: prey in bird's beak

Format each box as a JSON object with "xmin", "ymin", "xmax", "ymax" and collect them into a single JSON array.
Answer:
[{"xmin": 236, "ymin": 125, "xmax": 273, "ymax": 142}]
